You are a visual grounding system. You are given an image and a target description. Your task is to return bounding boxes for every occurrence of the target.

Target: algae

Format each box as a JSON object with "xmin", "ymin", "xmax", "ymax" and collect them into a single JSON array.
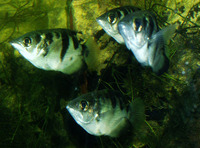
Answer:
[{"xmin": 0, "ymin": 0, "xmax": 200, "ymax": 147}]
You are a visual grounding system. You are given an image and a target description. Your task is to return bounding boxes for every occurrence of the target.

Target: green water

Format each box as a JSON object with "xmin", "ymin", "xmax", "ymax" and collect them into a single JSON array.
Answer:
[{"xmin": 0, "ymin": 0, "xmax": 200, "ymax": 147}]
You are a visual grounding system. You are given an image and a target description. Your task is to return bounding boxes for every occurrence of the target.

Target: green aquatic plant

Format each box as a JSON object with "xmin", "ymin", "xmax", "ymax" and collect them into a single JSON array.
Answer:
[
  {"xmin": 0, "ymin": 0, "xmax": 200, "ymax": 147},
  {"xmin": 0, "ymin": 0, "xmax": 50, "ymax": 44},
  {"xmin": 153, "ymin": 71, "xmax": 200, "ymax": 148}
]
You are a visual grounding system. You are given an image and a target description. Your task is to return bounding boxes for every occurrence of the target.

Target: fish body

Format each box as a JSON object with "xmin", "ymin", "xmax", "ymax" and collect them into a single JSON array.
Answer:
[
  {"xmin": 118, "ymin": 11, "xmax": 177, "ymax": 75},
  {"xmin": 10, "ymin": 29, "xmax": 85, "ymax": 75},
  {"xmin": 96, "ymin": 6, "xmax": 141, "ymax": 44},
  {"xmin": 66, "ymin": 89, "xmax": 144, "ymax": 137}
]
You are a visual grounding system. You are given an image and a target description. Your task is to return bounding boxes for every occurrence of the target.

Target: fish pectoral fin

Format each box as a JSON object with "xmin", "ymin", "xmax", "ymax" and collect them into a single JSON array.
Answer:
[{"xmin": 108, "ymin": 117, "xmax": 130, "ymax": 137}]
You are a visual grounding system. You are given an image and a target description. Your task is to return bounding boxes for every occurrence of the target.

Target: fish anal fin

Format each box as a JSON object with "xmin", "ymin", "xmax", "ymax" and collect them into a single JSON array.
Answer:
[
  {"xmin": 128, "ymin": 98, "xmax": 145, "ymax": 130},
  {"xmin": 108, "ymin": 117, "xmax": 130, "ymax": 137}
]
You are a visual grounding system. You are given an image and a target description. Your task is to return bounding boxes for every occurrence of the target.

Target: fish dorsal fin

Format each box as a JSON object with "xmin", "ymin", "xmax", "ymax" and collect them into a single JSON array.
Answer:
[{"xmin": 151, "ymin": 23, "xmax": 178, "ymax": 45}]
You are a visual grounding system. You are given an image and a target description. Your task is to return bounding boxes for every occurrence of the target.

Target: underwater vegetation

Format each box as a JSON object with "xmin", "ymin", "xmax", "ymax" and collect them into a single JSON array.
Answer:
[{"xmin": 0, "ymin": 0, "xmax": 200, "ymax": 148}]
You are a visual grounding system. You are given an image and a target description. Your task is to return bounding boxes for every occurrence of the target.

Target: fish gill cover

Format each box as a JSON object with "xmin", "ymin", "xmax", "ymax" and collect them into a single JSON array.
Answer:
[{"xmin": 0, "ymin": 0, "xmax": 199, "ymax": 148}]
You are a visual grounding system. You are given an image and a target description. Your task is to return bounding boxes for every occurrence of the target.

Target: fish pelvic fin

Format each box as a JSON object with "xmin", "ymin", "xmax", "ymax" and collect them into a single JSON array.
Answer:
[{"xmin": 108, "ymin": 117, "xmax": 130, "ymax": 137}]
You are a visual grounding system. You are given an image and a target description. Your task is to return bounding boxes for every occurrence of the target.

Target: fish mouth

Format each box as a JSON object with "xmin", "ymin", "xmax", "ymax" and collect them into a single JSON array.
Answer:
[
  {"xmin": 9, "ymin": 38, "xmax": 22, "ymax": 48},
  {"xmin": 9, "ymin": 41, "xmax": 22, "ymax": 51},
  {"xmin": 66, "ymin": 106, "xmax": 91, "ymax": 124},
  {"xmin": 96, "ymin": 18, "xmax": 115, "ymax": 35},
  {"xmin": 66, "ymin": 106, "xmax": 82, "ymax": 122},
  {"xmin": 97, "ymin": 18, "xmax": 124, "ymax": 43},
  {"xmin": 9, "ymin": 40, "xmax": 16, "ymax": 47}
]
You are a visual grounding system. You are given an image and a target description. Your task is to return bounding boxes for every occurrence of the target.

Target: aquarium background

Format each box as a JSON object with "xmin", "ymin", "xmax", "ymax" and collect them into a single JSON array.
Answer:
[{"xmin": 0, "ymin": 0, "xmax": 200, "ymax": 147}]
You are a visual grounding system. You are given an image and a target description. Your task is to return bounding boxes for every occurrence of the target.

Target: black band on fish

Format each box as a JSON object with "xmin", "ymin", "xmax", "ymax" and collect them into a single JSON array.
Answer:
[
  {"xmin": 72, "ymin": 36, "xmax": 79, "ymax": 49},
  {"xmin": 35, "ymin": 34, "xmax": 41, "ymax": 44},
  {"xmin": 148, "ymin": 17, "xmax": 155, "ymax": 37},
  {"xmin": 116, "ymin": 10, "xmax": 122, "ymax": 18},
  {"xmin": 60, "ymin": 31, "xmax": 69, "ymax": 61},
  {"xmin": 110, "ymin": 95, "xmax": 117, "ymax": 108},
  {"xmin": 43, "ymin": 46, "xmax": 49, "ymax": 57},
  {"xmin": 45, "ymin": 33, "xmax": 53, "ymax": 45},
  {"xmin": 121, "ymin": 7, "xmax": 129, "ymax": 16},
  {"xmin": 55, "ymin": 31, "xmax": 60, "ymax": 39}
]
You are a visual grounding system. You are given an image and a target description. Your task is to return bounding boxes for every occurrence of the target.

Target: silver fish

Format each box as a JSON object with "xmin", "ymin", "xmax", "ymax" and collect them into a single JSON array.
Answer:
[
  {"xmin": 66, "ymin": 89, "xmax": 145, "ymax": 137},
  {"xmin": 118, "ymin": 11, "xmax": 177, "ymax": 75},
  {"xmin": 10, "ymin": 29, "xmax": 85, "ymax": 75},
  {"xmin": 96, "ymin": 6, "xmax": 141, "ymax": 44}
]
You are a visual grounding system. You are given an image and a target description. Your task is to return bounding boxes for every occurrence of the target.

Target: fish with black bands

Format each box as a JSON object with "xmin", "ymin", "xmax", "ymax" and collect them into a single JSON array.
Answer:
[
  {"xmin": 118, "ymin": 11, "xmax": 177, "ymax": 75},
  {"xmin": 97, "ymin": 7, "xmax": 177, "ymax": 75},
  {"xmin": 10, "ymin": 29, "xmax": 85, "ymax": 75},
  {"xmin": 66, "ymin": 89, "xmax": 145, "ymax": 137}
]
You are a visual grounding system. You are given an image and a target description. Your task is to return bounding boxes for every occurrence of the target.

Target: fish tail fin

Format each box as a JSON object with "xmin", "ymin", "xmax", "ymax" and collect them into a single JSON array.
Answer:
[
  {"xmin": 128, "ymin": 98, "xmax": 146, "ymax": 131},
  {"xmin": 83, "ymin": 37, "xmax": 101, "ymax": 73}
]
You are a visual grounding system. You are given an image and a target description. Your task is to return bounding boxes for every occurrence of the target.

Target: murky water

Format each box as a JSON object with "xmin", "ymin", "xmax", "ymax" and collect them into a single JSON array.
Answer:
[{"xmin": 0, "ymin": 0, "xmax": 200, "ymax": 147}]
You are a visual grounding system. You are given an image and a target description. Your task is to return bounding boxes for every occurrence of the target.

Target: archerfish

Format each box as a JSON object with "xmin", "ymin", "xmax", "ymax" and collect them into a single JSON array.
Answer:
[
  {"xmin": 118, "ymin": 11, "xmax": 177, "ymax": 75},
  {"xmin": 66, "ymin": 89, "xmax": 145, "ymax": 137},
  {"xmin": 96, "ymin": 6, "xmax": 141, "ymax": 44},
  {"xmin": 10, "ymin": 29, "xmax": 85, "ymax": 75}
]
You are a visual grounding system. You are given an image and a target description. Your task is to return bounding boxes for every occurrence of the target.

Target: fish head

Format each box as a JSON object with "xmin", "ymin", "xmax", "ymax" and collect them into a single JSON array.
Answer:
[
  {"xmin": 96, "ymin": 10, "xmax": 124, "ymax": 43},
  {"xmin": 96, "ymin": 7, "xmax": 141, "ymax": 44},
  {"xmin": 118, "ymin": 11, "xmax": 158, "ymax": 49},
  {"xmin": 10, "ymin": 31, "xmax": 43, "ymax": 61},
  {"xmin": 66, "ymin": 94, "xmax": 98, "ymax": 125}
]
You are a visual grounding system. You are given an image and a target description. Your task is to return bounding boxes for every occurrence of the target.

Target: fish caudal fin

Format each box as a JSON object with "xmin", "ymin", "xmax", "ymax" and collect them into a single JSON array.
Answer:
[
  {"xmin": 84, "ymin": 37, "xmax": 102, "ymax": 73},
  {"xmin": 128, "ymin": 98, "xmax": 145, "ymax": 131}
]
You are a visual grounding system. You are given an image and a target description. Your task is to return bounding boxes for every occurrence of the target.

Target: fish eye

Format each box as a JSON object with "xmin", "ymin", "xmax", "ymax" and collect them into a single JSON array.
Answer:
[
  {"xmin": 108, "ymin": 13, "xmax": 117, "ymax": 24},
  {"xmin": 80, "ymin": 100, "xmax": 89, "ymax": 111},
  {"xmin": 23, "ymin": 37, "xmax": 32, "ymax": 47}
]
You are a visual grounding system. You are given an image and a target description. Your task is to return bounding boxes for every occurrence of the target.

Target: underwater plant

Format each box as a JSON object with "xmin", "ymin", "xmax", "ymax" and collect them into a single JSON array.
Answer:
[{"xmin": 0, "ymin": 0, "xmax": 200, "ymax": 148}]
